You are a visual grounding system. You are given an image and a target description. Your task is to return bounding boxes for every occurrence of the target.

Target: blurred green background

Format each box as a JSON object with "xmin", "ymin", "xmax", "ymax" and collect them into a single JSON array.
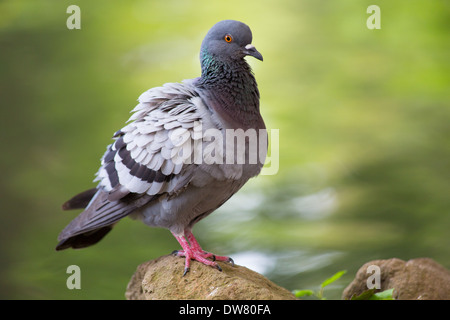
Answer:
[{"xmin": 0, "ymin": 0, "xmax": 449, "ymax": 299}]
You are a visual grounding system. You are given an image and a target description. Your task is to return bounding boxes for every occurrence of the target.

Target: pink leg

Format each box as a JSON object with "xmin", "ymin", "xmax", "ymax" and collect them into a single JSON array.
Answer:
[
  {"xmin": 185, "ymin": 230, "xmax": 234, "ymax": 264},
  {"xmin": 171, "ymin": 229, "xmax": 234, "ymax": 276}
]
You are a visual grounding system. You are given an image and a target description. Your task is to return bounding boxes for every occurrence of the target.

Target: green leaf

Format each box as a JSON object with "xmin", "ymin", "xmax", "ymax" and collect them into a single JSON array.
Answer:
[
  {"xmin": 293, "ymin": 289, "xmax": 315, "ymax": 298},
  {"xmin": 369, "ymin": 288, "xmax": 394, "ymax": 300},
  {"xmin": 350, "ymin": 288, "xmax": 395, "ymax": 300},
  {"xmin": 350, "ymin": 289, "xmax": 376, "ymax": 300},
  {"xmin": 320, "ymin": 270, "xmax": 347, "ymax": 288}
]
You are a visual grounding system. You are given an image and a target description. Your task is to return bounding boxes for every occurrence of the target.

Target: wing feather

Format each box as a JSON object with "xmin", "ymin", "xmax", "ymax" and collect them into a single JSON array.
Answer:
[
  {"xmin": 58, "ymin": 81, "xmax": 216, "ymax": 250},
  {"xmin": 94, "ymin": 81, "xmax": 206, "ymax": 199}
]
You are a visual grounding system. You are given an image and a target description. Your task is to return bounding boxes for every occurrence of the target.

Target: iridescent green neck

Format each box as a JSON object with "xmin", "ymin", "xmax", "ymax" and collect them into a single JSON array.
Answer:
[{"xmin": 198, "ymin": 50, "xmax": 260, "ymax": 113}]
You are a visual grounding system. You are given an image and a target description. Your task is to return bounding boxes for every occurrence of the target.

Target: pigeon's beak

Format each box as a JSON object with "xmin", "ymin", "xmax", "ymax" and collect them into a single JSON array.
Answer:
[{"xmin": 243, "ymin": 44, "xmax": 263, "ymax": 61}]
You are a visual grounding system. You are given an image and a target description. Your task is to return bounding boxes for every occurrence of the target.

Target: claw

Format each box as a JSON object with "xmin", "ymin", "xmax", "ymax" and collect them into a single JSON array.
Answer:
[{"xmin": 171, "ymin": 230, "xmax": 234, "ymax": 276}]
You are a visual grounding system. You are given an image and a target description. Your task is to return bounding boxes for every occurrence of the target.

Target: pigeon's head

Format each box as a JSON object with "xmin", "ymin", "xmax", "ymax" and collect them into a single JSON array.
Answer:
[{"xmin": 200, "ymin": 20, "xmax": 263, "ymax": 63}]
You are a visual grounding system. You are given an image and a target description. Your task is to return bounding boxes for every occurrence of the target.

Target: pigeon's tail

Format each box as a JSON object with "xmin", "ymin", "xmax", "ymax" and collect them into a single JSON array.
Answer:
[
  {"xmin": 62, "ymin": 188, "xmax": 98, "ymax": 211},
  {"xmin": 56, "ymin": 189, "xmax": 144, "ymax": 250},
  {"xmin": 55, "ymin": 225, "xmax": 114, "ymax": 250}
]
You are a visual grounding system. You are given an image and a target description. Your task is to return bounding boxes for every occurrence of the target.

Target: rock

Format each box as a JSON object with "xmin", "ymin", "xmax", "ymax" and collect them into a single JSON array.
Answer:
[
  {"xmin": 125, "ymin": 254, "xmax": 297, "ymax": 300},
  {"xmin": 342, "ymin": 258, "xmax": 450, "ymax": 300}
]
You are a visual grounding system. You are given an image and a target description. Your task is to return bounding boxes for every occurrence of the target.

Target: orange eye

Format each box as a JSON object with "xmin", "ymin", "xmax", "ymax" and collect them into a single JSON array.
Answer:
[{"xmin": 224, "ymin": 34, "xmax": 233, "ymax": 43}]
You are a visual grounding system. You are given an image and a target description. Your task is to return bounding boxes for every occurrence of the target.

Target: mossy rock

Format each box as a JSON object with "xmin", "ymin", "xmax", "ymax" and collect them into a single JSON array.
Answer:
[{"xmin": 126, "ymin": 254, "xmax": 297, "ymax": 300}]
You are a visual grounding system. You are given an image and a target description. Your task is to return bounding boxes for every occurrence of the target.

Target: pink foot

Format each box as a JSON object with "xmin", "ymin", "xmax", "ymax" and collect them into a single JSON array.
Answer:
[{"xmin": 171, "ymin": 229, "xmax": 234, "ymax": 276}]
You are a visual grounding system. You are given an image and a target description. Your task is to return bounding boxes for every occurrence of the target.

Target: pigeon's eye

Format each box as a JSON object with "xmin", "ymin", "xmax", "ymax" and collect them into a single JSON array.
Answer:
[{"xmin": 224, "ymin": 34, "xmax": 233, "ymax": 43}]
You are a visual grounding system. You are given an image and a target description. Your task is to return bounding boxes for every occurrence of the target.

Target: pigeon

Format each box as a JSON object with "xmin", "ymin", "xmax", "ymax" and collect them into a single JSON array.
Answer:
[{"xmin": 56, "ymin": 20, "xmax": 266, "ymax": 275}]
